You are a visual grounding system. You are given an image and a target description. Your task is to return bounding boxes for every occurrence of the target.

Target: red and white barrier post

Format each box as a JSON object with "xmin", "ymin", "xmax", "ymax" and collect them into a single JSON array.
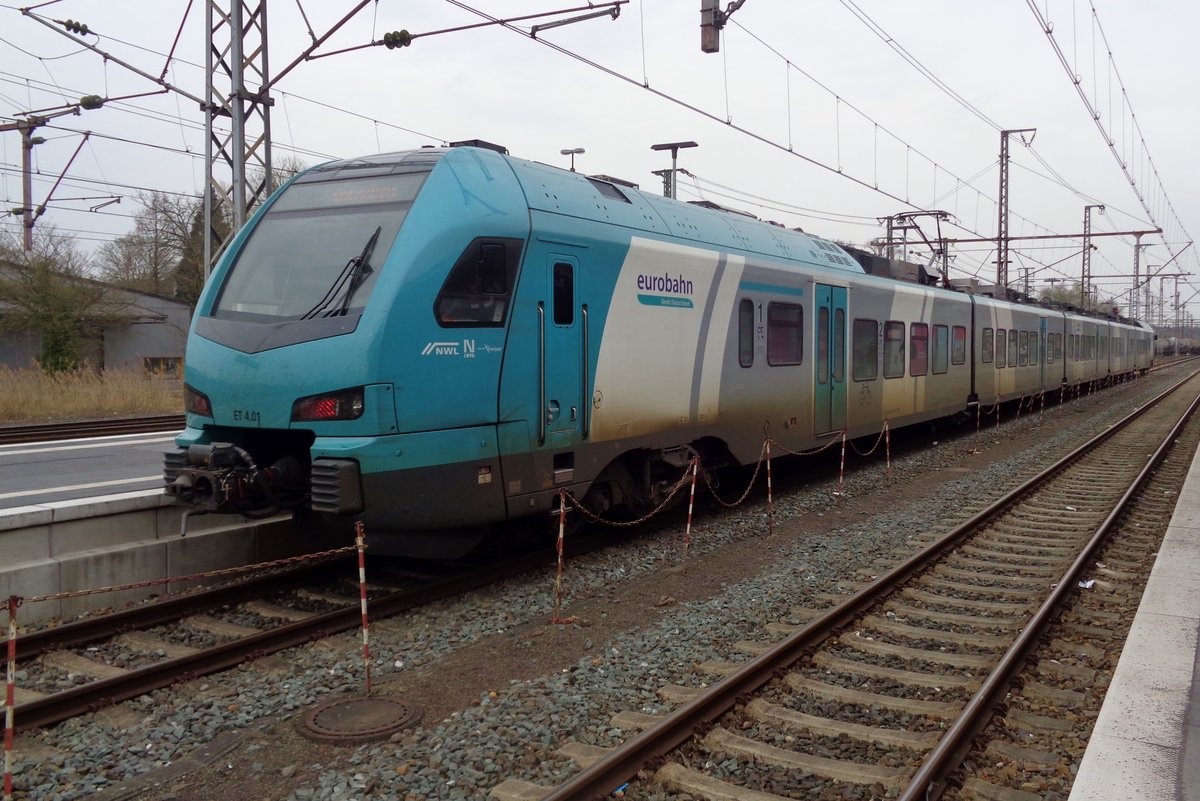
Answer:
[
  {"xmin": 4, "ymin": 596, "xmax": 17, "ymax": 801},
  {"xmin": 836, "ymin": 431, "xmax": 847, "ymax": 496},
  {"xmin": 884, "ymin": 421, "xmax": 892, "ymax": 480},
  {"xmin": 681, "ymin": 457, "xmax": 700, "ymax": 564},
  {"xmin": 681, "ymin": 455, "xmax": 700, "ymax": 563},
  {"xmin": 354, "ymin": 522, "xmax": 372, "ymax": 694},
  {"xmin": 765, "ymin": 439, "xmax": 774, "ymax": 536},
  {"xmin": 551, "ymin": 490, "xmax": 573, "ymax": 623}
]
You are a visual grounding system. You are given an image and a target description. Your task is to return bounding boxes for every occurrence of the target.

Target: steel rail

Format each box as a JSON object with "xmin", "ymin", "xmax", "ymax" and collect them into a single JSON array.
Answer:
[
  {"xmin": 539, "ymin": 368, "xmax": 1200, "ymax": 801},
  {"xmin": 2, "ymin": 558, "xmax": 345, "ymax": 662},
  {"xmin": 10, "ymin": 525, "xmax": 628, "ymax": 732},
  {"xmin": 0, "ymin": 415, "xmax": 185, "ymax": 444}
]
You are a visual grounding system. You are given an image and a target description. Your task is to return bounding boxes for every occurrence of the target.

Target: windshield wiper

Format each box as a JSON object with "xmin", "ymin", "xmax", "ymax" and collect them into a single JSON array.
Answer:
[{"xmin": 300, "ymin": 225, "xmax": 382, "ymax": 320}]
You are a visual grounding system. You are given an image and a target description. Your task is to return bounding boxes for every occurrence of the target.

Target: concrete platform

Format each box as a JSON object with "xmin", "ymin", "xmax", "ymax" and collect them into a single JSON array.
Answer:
[
  {"xmin": 1068, "ymin": 444, "xmax": 1200, "ymax": 800},
  {"xmin": 0, "ymin": 489, "xmax": 330, "ymax": 624}
]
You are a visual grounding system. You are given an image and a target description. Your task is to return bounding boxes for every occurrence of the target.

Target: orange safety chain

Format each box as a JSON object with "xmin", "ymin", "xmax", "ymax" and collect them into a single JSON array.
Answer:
[
  {"xmin": 698, "ymin": 441, "xmax": 768, "ymax": 509},
  {"xmin": 17, "ymin": 545, "xmax": 358, "ymax": 606}
]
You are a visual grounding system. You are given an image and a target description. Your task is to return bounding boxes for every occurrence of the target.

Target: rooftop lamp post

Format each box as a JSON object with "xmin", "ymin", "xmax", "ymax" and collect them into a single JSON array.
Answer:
[
  {"xmin": 650, "ymin": 140, "xmax": 697, "ymax": 199},
  {"xmin": 560, "ymin": 147, "xmax": 584, "ymax": 172}
]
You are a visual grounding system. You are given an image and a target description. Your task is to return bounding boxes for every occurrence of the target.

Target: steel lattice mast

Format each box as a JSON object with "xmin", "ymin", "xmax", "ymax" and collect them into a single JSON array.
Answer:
[{"xmin": 204, "ymin": 0, "xmax": 273, "ymax": 277}]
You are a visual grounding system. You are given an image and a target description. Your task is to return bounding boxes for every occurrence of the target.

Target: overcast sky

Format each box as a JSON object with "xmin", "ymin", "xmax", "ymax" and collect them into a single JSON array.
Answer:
[{"xmin": 2, "ymin": 0, "xmax": 1196, "ymax": 321}]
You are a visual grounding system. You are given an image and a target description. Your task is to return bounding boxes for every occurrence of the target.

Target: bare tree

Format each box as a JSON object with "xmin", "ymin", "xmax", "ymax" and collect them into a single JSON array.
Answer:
[{"xmin": 96, "ymin": 191, "xmax": 200, "ymax": 296}]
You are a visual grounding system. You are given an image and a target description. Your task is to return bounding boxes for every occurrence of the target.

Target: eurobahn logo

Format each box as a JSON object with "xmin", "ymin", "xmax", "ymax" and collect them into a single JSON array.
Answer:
[{"xmin": 421, "ymin": 339, "xmax": 476, "ymax": 357}]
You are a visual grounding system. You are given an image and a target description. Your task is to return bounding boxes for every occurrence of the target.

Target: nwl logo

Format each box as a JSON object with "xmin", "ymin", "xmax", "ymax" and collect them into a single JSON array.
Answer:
[
  {"xmin": 420, "ymin": 339, "xmax": 476, "ymax": 357},
  {"xmin": 421, "ymin": 341, "xmax": 459, "ymax": 356}
]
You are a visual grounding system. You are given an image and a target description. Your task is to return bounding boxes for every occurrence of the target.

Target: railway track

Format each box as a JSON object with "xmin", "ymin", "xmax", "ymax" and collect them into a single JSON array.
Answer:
[
  {"xmin": 0, "ymin": 414, "xmax": 185, "ymax": 444},
  {"xmin": 488, "ymin": 368, "xmax": 1200, "ymax": 801},
  {"xmin": 4, "ymin": 524, "xmax": 636, "ymax": 733}
]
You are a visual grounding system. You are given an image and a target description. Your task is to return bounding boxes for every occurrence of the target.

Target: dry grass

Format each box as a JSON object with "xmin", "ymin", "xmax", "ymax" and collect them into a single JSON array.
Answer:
[{"xmin": 0, "ymin": 366, "xmax": 184, "ymax": 423}]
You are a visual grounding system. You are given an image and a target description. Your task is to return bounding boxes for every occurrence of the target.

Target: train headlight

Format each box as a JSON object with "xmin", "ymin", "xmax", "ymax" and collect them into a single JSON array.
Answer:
[
  {"xmin": 184, "ymin": 384, "xmax": 213, "ymax": 417},
  {"xmin": 291, "ymin": 387, "xmax": 365, "ymax": 422}
]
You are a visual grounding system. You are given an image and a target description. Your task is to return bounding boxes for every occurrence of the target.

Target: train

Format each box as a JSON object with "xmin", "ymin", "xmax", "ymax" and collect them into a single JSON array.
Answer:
[{"xmin": 163, "ymin": 141, "xmax": 1156, "ymax": 556}]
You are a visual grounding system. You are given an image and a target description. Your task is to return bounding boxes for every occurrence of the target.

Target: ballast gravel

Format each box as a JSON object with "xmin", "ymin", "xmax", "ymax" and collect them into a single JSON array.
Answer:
[{"xmin": 6, "ymin": 372, "xmax": 1184, "ymax": 801}]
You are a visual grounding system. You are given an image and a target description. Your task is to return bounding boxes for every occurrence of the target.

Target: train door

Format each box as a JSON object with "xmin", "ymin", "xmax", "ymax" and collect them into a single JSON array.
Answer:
[
  {"xmin": 814, "ymin": 284, "xmax": 847, "ymax": 434},
  {"xmin": 541, "ymin": 256, "xmax": 584, "ymax": 443}
]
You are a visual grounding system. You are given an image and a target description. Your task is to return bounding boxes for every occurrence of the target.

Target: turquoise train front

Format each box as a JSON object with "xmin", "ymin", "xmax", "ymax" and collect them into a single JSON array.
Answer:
[{"xmin": 163, "ymin": 142, "xmax": 868, "ymax": 555}]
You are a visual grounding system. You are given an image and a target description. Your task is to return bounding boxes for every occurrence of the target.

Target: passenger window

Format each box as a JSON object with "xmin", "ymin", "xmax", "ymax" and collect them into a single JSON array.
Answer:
[
  {"xmin": 883, "ymin": 321, "xmax": 905, "ymax": 378},
  {"xmin": 1008, "ymin": 329, "xmax": 1018, "ymax": 367},
  {"xmin": 1019, "ymin": 331, "xmax": 1029, "ymax": 366},
  {"xmin": 932, "ymin": 324, "xmax": 949, "ymax": 374},
  {"xmin": 951, "ymin": 326, "xmax": 966, "ymax": 365},
  {"xmin": 738, "ymin": 299, "xmax": 754, "ymax": 368},
  {"xmin": 996, "ymin": 328, "xmax": 1006, "ymax": 368},
  {"xmin": 767, "ymin": 303, "xmax": 803, "ymax": 365},
  {"xmin": 852, "ymin": 318, "xmax": 878, "ymax": 381},
  {"xmin": 981, "ymin": 328, "xmax": 993, "ymax": 364},
  {"xmin": 910, "ymin": 323, "xmax": 929, "ymax": 376},
  {"xmin": 435, "ymin": 237, "xmax": 523, "ymax": 327},
  {"xmin": 1030, "ymin": 332, "xmax": 1039, "ymax": 366}
]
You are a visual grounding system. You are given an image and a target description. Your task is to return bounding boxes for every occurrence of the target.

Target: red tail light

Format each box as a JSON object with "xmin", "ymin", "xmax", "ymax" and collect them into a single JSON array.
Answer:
[
  {"xmin": 184, "ymin": 384, "xmax": 212, "ymax": 417},
  {"xmin": 292, "ymin": 387, "xmax": 365, "ymax": 422}
]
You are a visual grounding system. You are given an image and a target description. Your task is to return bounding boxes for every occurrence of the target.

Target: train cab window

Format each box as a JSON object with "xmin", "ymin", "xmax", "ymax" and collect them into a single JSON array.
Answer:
[
  {"xmin": 981, "ymin": 328, "xmax": 993, "ymax": 364},
  {"xmin": 951, "ymin": 326, "xmax": 966, "ymax": 365},
  {"xmin": 1018, "ymin": 331, "xmax": 1029, "ymax": 366},
  {"xmin": 996, "ymin": 328, "xmax": 1006, "ymax": 368},
  {"xmin": 767, "ymin": 303, "xmax": 803, "ymax": 365},
  {"xmin": 738, "ymin": 299, "xmax": 754, "ymax": 368},
  {"xmin": 852, "ymin": 318, "xmax": 878, "ymax": 381},
  {"xmin": 1008, "ymin": 329, "xmax": 1018, "ymax": 367},
  {"xmin": 435, "ymin": 237, "xmax": 524, "ymax": 326},
  {"xmin": 883, "ymin": 321, "xmax": 905, "ymax": 378},
  {"xmin": 932, "ymin": 324, "xmax": 949, "ymax": 374}
]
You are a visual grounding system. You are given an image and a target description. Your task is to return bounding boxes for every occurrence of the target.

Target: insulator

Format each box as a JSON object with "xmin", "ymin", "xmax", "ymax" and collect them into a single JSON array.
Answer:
[
  {"xmin": 383, "ymin": 30, "xmax": 412, "ymax": 49},
  {"xmin": 62, "ymin": 19, "xmax": 90, "ymax": 35}
]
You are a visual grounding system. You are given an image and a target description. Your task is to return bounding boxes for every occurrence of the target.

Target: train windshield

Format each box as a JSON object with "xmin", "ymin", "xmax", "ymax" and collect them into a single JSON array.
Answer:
[{"xmin": 211, "ymin": 172, "xmax": 427, "ymax": 322}]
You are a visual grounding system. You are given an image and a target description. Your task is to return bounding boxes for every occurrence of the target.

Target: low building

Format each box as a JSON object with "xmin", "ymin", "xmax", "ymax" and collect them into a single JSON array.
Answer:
[{"xmin": 0, "ymin": 278, "xmax": 191, "ymax": 374}]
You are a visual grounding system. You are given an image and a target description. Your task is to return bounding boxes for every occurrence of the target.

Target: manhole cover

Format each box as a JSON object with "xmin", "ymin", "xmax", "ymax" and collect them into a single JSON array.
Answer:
[{"xmin": 299, "ymin": 696, "xmax": 422, "ymax": 743}]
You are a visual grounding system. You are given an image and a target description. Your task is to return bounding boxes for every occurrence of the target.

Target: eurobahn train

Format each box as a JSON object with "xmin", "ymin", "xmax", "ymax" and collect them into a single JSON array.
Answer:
[{"xmin": 163, "ymin": 142, "xmax": 1155, "ymax": 556}]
